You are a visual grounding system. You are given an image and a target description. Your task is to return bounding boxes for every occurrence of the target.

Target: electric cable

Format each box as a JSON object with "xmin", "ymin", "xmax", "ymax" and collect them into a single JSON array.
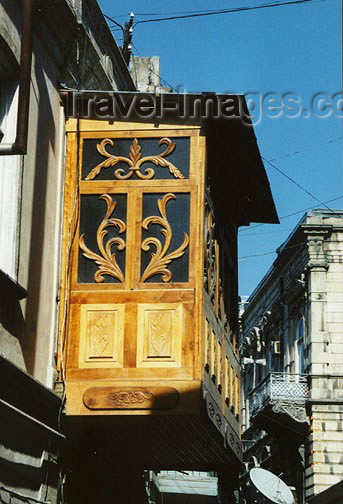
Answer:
[
  {"xmin": 240, "ymin": 227, "xmax": 293, "ymax": 237},
  {"xmin": 133, "ymin": 0, "xmax": 328, "ymax": 26},
  {"xmin": 268, "ymin": 136, "xmax": 343, "ymax": 162},
  {"xmin": 239, "ymin": 195, "xmax": 343, "ymax": 232},
  {"xmin": 133, "ymin": 0, "xmax": 317, "ymax": 17},
  {"xmin": 105, "ymin": 1, "xmax": 305, "ymax": 19},
  {"xmin": 104, "ymin": 13, "xmax": 124, "ymax": 33},
  {"xmin": 238, "ymin": 241, "xmax": 307, "ymax": 260},
  {"xmin": 262, "ymin": 157, "xmax": 332, "ymax": 209}
]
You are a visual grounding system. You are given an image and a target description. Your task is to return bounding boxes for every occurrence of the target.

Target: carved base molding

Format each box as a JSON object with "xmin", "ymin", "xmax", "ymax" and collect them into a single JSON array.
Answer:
[{"xmin": 83, "ymin": 386, "xmax": 180, "ymax": 410}]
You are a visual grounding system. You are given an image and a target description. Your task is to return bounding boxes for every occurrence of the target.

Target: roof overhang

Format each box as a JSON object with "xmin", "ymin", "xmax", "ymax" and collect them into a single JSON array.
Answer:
[{"xmin": 60, "ymin": 90, "xmax": 279, "ymax": 226}]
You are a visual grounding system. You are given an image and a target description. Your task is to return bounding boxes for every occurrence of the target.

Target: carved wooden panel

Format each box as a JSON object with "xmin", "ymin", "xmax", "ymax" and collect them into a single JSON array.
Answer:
[
  {"xmin": 82, "ymin": 137, "xmax": 190, "ymax": 180},
  {"xmin": 79, "ymin": 304, "xmax": 124, "ymax": 368},
  {"xmin": 60, "ymin": 124, "xmax": 206, "ymax": 422},
  {"xmin": 83, "ymin": 386, "xmax": 180, "ymax": 410},
  {"xmin": 137, "ymin": 304, "xmax": 183, "ymax": 367}
]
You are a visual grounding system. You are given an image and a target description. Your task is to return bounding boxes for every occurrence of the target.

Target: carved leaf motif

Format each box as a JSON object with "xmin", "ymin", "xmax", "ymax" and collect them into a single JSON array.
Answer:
[
  {"xmin": 129, "ymin": 138, "xmax": 142, "ymax": 165},
  {"xmin": 85, "ymin": 137, "xmax": 185, "ymax": 180},
  {"xmin": 149, "ymin": 313, "xmax": 169, "ymax": 356},
  {"xmin": 141, "ymin": 193, "xmax": 189, "ymax": 283},
  {"xmin": 90, "ymin": 317, "xmax": 110, "ymax": 355},
  {"xmin": 85, "ymin": 139, "xmax": 129, "ymax": 180},
  {"xmin": 79, "ymin": 194, "xmax": 126, "ymax": 283}
]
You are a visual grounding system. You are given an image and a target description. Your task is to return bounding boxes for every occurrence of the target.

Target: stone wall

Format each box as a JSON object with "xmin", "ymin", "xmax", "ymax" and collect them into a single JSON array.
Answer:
[
  {"xmin": 240, "ymin": 211, "xmax": 343, "ymax": 503},
  {"xmin": 0, "ymin": 0, "xmax": 134, "ymax": 386},
  {"xmin": 305, "ymin": 218, "xmax": 343, "ymax": 499},
  {"xmin": 0, "ymin": 1, "xmax": 134, "ymax": 501}
]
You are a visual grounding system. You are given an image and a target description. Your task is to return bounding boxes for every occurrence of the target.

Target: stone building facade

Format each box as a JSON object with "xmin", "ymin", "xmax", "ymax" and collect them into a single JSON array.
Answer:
[
  {"xmin": 0, "ymin": 1, "xmax": 134, "ymax": 502},
  {"xmin": 240, "ymin": 210, "xmax": 343, "ymax": 503}
]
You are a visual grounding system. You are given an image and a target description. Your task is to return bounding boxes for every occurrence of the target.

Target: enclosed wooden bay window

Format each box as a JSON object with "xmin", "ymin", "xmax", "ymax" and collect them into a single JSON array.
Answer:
[{"xmin": 58, "ymin": 92, "xmax": 278, "ymax": 469}]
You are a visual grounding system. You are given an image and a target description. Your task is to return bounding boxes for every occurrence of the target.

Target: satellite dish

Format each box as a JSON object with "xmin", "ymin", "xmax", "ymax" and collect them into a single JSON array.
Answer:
[{"xmin": 249, "ymin": 468, "xmax": 295, "ymax": 504}]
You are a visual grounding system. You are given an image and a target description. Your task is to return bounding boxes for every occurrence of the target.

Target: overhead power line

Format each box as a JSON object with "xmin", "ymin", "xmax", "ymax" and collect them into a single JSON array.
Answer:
[
  {"xmin": 133, "ymin": 0, "xmax": 327, "ymax": 25},
  {"xmin": 239, "ymin": 241, "xmax": 307, "ymax": 260},
  {"xmin": 104, "ymin": 13, "xmax": 124, "ymax": 32},
  {"xmin": 239, "ymin": 195, "xmax": 343, "ymax": 232},
  {"xmin": 262, "ymin": 157, "xmax": 332, "ymax": 210},
  {"xmin": 268, "ymin": 136, "xmax": 343, "ymax": 162},
  {"xmin": 240, "ymin": 227, "xmax": 293, "ymax": 236},
  {"xmin": 106, "ymin": 1, "xmax": 312, "ymax": 19}
]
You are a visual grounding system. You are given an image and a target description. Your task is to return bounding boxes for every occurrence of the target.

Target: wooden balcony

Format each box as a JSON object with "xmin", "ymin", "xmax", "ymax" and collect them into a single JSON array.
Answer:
[{"xmin": 58, "ymin": 92, "xmax": 278, "ymax": 470}]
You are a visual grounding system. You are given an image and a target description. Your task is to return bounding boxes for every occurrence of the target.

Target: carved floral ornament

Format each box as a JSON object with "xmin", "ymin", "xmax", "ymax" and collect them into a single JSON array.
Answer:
[
  {"xmin": 79, "ymin": 193, "xmax": 189, "ymax": 284},
  {"xmin": 272, "ymin": 401, "xmax": 308, "ymax": 424},
  {"xmin": 141, "ymin": 193, "xmax": 189, "ymax": 283},
  {"xmin": 79, "ymin": 194, "xmax": 126, "ymax": 283},
  {"xmin": 108, "ymin": 390, "xmax": 154, "ymax": 406},
  {"xmin": 89, "ymin": 315, "xmax": 111, "ymax": 356},
  {"xmin": 85, "ymin": 137, "xmax": 185, "ymax": 180}
]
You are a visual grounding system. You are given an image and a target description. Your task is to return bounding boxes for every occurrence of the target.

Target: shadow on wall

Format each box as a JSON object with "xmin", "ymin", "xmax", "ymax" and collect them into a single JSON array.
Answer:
[
  {"xmin": 0, "ymin": 404, "xmax": 58, "ymax": 494},
  {"xmin": 0, "ymin": 297, "xmax": 25, "ymax": 367},
  {"xmin": 22, "ymin": 50, "xmax": 56, "ymax": 376}
]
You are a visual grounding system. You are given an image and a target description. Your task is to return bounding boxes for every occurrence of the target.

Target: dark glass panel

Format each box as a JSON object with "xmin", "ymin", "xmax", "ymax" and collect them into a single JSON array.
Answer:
[
  {"xmin": 141, "ymin": 192, "xmax": 190, "ymax": 283},
  {"xmin": 82, "ymin": 137, "xmax": 190, "ymax": 180},
  {"xmin": 78, "ymin": 194, "xmax": 127, "ymax": 283}
]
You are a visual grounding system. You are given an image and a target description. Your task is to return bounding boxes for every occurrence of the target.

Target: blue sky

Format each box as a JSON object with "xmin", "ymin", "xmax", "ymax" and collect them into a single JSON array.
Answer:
[{"xmin": 99, "ymin": 0, "xmax": 342, "ymax": 296}]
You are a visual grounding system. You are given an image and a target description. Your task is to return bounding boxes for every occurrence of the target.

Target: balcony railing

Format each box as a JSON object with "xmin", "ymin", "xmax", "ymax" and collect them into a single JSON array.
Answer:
[{"xmin": 249, "ymin": 373, "xmax": 309, "ymax": 418}]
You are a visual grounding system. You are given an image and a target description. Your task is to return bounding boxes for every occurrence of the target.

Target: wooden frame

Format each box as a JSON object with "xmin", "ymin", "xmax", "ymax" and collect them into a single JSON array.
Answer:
[
  {"xmin": 58, "ymin": 119, "xmax": 206, "ymax": 415},
  {"xmin": 57, "ymin": 117, "xmax": 242, "ymax": 464}
]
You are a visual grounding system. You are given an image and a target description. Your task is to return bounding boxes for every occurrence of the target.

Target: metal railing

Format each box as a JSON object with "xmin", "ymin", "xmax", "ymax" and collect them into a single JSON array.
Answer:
[{"xmin": 249, "ymin": 372, "xmax": 309, "ymax": 417}]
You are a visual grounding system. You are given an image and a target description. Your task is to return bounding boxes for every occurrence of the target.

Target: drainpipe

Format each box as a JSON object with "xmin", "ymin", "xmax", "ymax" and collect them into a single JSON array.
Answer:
[{"xmin": 0, "ymin": 0, "xmax": 34, "ymax": 155}]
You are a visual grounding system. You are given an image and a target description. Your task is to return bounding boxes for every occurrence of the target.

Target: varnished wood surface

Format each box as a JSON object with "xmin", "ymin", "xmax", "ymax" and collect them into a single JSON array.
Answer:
[
  {"xmin": 66, "ymin": 380, "xmax": 202, "ymax": 416},
  {"xmin": 78, "ymin": 303, "xmax": 125, "ymax": 368},
  {"xmin": 58, "ymin": 119, "xmax": 241, "ymax": 456},
  {"xmin": 83, "ymin": 385, "xmax": 180, "ymax": 410}
]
